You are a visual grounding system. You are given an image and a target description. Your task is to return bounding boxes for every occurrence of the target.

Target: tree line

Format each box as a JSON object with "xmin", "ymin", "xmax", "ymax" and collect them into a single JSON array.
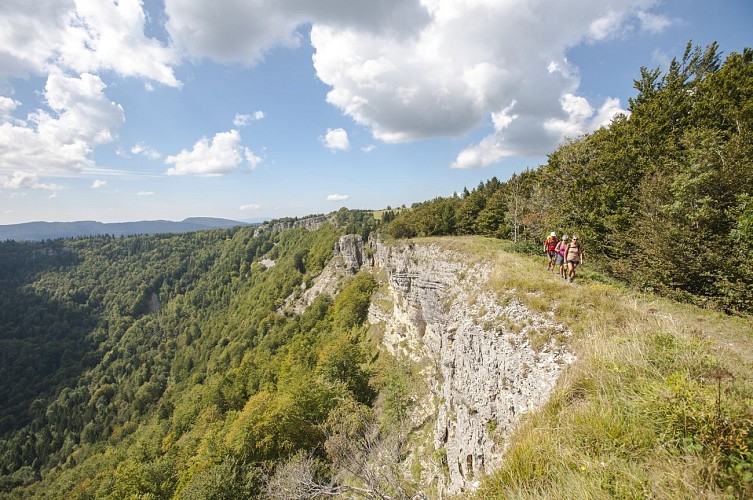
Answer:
[{"xmin": 383, "ymin": 43, "xmax": 753, "ymax": 313}]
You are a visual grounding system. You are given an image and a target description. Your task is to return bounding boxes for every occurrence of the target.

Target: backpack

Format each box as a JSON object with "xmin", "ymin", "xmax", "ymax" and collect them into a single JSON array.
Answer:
[
  {"xmin": 546, "ymin": 237, "xmax": 558, "ymax": 252},
  {"xmin": 566, "ymin": 242, "xmax": 581, "ymax": 257}
]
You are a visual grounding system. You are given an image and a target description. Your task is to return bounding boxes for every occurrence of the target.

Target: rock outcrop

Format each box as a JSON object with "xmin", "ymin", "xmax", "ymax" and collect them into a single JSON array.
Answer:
[
  {"xmin": 334, "ymin": 234, "xmax": 365, "ymax": 274},
  {"xmin": 292, "ymin": 235, "xmax": 575, "ymax": 494},
  {"xmin": 361, "ymin": 237, "xmax": 574, "ymax": 494},
  {"xmin": 284, "ymin": 235, "xmax": 367, "ymax": 314},
  {"xmin": 254, "ymin": 214, "xmax": 332, "ymax": 234}
]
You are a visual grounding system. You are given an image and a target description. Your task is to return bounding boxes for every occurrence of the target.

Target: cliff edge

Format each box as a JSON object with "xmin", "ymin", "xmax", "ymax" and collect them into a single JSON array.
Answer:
[{"xmin": 299, "ymin": 235, "xmax": 575, "ymax": 494}]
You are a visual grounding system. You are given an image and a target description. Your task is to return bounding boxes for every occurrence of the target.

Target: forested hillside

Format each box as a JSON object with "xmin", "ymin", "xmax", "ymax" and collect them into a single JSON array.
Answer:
[
  {"xmin": 384, "ymin": 43, "xmax": 753, "ymax": 313},
  {"xmin": 1, "ymin": 42, "xmax": 751, "ymax": 499},
  {"xmin": 0, "ymin": 210, "xmax": 397, "ymax": 498}
]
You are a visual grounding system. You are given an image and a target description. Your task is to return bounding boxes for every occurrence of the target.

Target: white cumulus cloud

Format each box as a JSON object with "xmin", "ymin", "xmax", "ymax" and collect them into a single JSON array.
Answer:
[
  {"xmin": 0, "ymin": 1, "xmax": 177, "ymax": 196},
  {"xmin": 0, "ymin": 71, "xmax": 124, "ymax": 177},
  {"xmin": 321, "ymin": 128, "xmax": 350, "ymax": 151},
  {"xmin": 307, "ymin": 0, "xmax": 644, "ymax": 166},
  {"xmin": 165, "ymin": 129, "xmax": 259, "ymax": 176},
  {"xmin": 91, "ymin": 179, "xmax": 107, "ymax": 189},
  {"xmin": 240, "ymin": 203, "xmax": 262, "ymax": 211},
  {"xmin": 544, "ymin": 95, "xmax": 625, "ymax": 139},
  {"xmin": 0, "ymin": 0, "xmax": 178, "ymax": 86},
  {"xmin": 163, "ymin": 0, "xmax": 429, "ymax": 66}
]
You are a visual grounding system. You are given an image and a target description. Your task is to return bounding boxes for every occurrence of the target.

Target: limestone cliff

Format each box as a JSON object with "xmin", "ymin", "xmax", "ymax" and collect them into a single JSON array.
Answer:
[
  {"xmin": 298, "ymin": 235, "xmax": 575, "ymax": 495},
  {"xmin": 370, "ymin": 236, "xmax": 574, "ymax": 494},
  {"xmin": 254, "ymin": 214, "xmax": 332, "ymax": 234}
]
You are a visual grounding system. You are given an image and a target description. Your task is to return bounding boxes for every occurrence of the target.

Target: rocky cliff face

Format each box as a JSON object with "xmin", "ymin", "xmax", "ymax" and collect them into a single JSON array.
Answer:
[
  {"xmin": 255, "ymin": 214, "xmax": 332, "ymax": 234},
  {"xmin": 292, "ymin": 235, "xmax": 574, "ymax": 494},
  {"xmin": 358, "ymin": 237, "xmax": 574, "ymax": 494}
]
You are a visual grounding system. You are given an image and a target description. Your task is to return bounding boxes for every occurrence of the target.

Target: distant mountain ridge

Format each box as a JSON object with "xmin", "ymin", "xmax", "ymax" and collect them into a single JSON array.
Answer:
[{"xmin": 0, "ymin": 217, "xmax": 249, "ymax": 241}]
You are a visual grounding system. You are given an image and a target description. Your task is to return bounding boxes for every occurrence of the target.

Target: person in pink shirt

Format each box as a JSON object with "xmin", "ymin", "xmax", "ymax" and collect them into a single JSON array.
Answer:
[{"xmin": 554, "ymin": 234, "xmax": 569, "ymax": 279}]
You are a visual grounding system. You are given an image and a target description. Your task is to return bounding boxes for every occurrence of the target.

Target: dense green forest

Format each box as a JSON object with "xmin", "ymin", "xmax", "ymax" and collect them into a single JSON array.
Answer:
[
  {"xmin": 0, "ymin": 210, "xmax": 411, "ymax": 498},
  {"xmin": 384, "ymin": 43, "xmax": 753, "ymax": 313}
]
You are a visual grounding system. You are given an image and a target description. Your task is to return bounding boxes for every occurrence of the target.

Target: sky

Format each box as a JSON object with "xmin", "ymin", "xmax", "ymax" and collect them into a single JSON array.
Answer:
[{"xmin": 0, "ymin": 0, "xmax": 750, "ymax": 224}]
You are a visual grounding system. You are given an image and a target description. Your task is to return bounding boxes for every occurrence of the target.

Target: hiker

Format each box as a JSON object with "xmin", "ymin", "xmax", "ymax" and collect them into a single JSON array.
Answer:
[
  {"xmin": 565, "ymin": 235, "xmax": 584, "ymax": 282},
  {"xmin": 543, "ymin": 231, "xmax": 559, "ymax": 272},
  {"xmin": 554, "ymin": 234, "xmax": 569, "ymax": 279}
]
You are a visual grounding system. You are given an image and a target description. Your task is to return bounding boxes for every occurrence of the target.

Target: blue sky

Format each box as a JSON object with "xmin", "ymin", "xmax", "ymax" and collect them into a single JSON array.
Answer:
[{"xmin": 0, "ymin": 0, "xmax": 750, "ymax": 224}]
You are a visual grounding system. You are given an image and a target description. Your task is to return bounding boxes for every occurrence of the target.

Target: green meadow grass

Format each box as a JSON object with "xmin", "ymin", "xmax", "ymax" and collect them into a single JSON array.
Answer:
[
  {"xmin": 372, "ymin": 207, "xmax": 409, "ymax": 220},
  {"xmin": 412, "ymin": 237, "xmax": 753, "ymax": 499}
]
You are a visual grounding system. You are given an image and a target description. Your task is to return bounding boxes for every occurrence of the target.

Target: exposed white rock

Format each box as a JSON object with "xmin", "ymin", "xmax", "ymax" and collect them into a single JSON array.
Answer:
[
  {"xmin": 259, "ymin": 258, "xmax": 276, "ymax": 269},
  {"xmin": 334, "ymin": 234, "xmax": 366, "ymax": 274},
  {"xmin": 255, "ymin": 214, "xmax": 332, "ymax": 234},
  {"xmin": 364, "ymin": 237, "xmax": 574, "ymax": 494},
  {"xmin": 285, "ymin": 235, "xmax": 369, "ymax": 314}
]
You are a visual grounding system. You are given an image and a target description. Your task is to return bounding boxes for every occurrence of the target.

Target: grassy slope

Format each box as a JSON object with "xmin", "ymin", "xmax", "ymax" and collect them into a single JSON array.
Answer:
[{"xmin": 417, "ymin": 237, "xmax": 753, "ymax": 499}]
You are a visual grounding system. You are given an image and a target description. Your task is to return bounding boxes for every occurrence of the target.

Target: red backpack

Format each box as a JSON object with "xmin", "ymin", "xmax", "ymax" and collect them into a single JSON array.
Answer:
[{"xmin": 546, "ymin": 237, "xmax": 558, "ymax": 252}]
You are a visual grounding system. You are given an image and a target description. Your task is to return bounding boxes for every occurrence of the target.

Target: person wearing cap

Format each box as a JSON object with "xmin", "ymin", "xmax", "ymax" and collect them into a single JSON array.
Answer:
[
  {"xmin": 565, "ymin": 235, "xmax": 584, "ymax": 282},
  {"xmin": 543, "ymin": 231, "xmax": 559, "ymax": 271},
  {"xmin": 554, "ymin": 234, "xmax": 569, "ymax": 279}
]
